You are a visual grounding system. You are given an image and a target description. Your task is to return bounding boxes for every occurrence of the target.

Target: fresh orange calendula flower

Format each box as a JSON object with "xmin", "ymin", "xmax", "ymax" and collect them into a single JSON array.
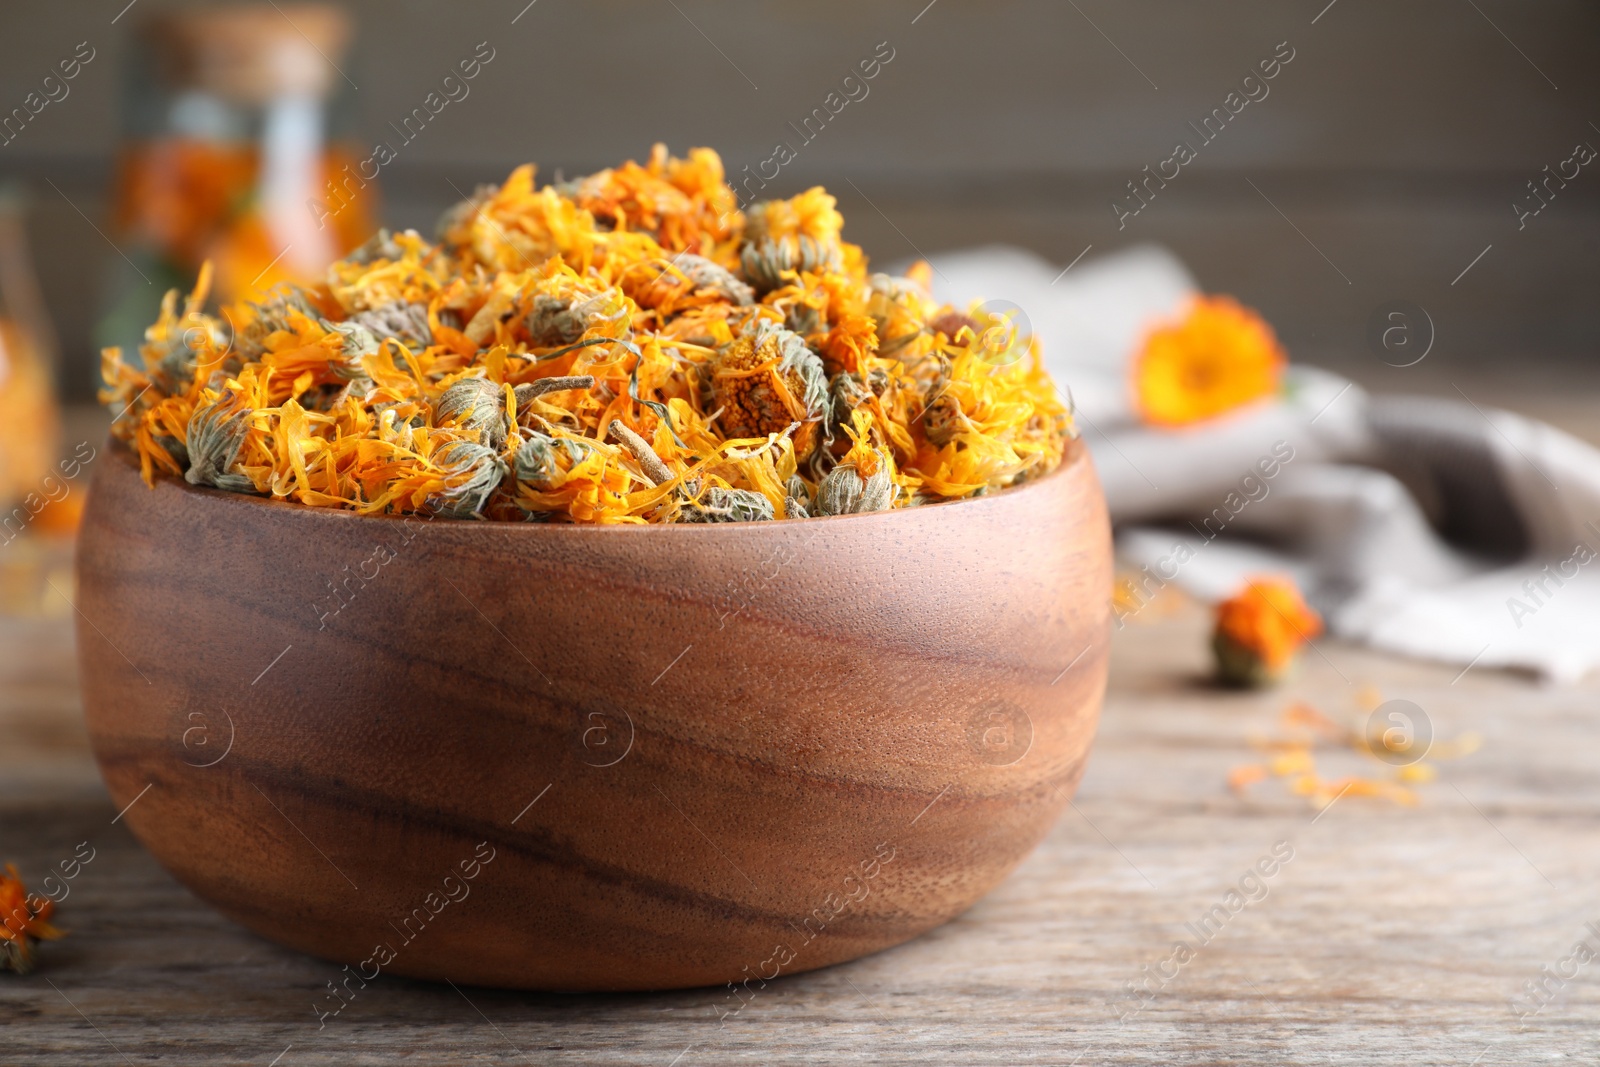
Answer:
[
  {"xmin": 1213, "ymin": 577, "xmax": 1322, "ymax": 685},
  {"xmin": 0, "ymin": 865, "xmax": 64, "ymax": 974},
  {"xmin": 1133, "ymin": 295, "xmax": 1286, "ymax": 427}
]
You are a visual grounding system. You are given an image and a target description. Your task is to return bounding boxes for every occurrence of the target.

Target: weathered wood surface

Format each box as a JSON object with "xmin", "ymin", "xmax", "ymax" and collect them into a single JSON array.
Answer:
[{"xmin": 5, "ymin": 570, "xmax": 1598, "ymax": 1064}]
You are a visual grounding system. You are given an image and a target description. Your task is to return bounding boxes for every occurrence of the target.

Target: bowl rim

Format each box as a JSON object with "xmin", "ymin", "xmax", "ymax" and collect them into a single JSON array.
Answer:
[{"xmin": 94, "ymin": 434, "xmax": 1089, "ymax": 534}]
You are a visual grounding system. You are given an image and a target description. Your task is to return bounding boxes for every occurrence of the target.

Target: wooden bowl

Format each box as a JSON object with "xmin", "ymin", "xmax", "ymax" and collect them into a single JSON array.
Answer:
[{"xmin": 75, "ymin": 440, "xmax": 1110, "ymax": 991}]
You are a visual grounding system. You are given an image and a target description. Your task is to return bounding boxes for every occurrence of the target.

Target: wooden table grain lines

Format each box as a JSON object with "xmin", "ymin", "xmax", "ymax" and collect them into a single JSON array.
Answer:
[{"xmin": 5, "ymin": 592, "xmax": 1598, "ymax": 1065}]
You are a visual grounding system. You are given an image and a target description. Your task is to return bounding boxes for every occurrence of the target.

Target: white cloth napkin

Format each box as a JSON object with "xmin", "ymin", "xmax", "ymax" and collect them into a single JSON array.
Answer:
[{"xmin": 923, "ymin": 244, "xmax": 1600, "ymax": 684}]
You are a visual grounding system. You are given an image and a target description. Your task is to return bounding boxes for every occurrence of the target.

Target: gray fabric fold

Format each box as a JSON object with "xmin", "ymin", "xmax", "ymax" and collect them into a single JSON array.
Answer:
[{"xmin": 927, "ymin": 244, "xmax": 1600, "ymax": 683}]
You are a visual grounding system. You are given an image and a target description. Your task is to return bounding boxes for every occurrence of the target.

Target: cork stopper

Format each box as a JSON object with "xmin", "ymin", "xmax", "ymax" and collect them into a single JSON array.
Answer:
[{"xmin": 142, "ymin": 4, "xmax": 353, "ymax": 103}]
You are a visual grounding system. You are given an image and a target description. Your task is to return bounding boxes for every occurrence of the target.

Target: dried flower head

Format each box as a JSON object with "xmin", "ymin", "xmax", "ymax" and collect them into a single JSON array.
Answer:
[
  {"xmin": 426, "ymin": 440, "xmax": 509, "ymax": 518},
  {"xmin": 184, "ymin": 395, "xmax": 255, "ymax": 493},
  {"xmin": 514, "ymin": 431, "xmax": 597, "ymax": 492},
  {"xmin": 526, "ymin": 289, "xmax": 629, "ymax": 347},
  {"xmin": 815, "ymin": 457, "xmax": 895, "ymax": 516},
  {"xmin": 347, "ymin": 300, "xmax": 432, "ymax": 350},
  {"xmin": 922, "ymin": 393, "xmax": 971, "ymax": 448},
  {"xmin": 681, "ymin": 486, "xmax": 775, "ymax": 523},
  {"xmin": 632, "ymin": 253, "xmax": 753, "ymax": 309},
  {"xmin": 348, "ymin": 228, "xmax": 404, "ymax": 265},
  {"xmin": 1, "ymin": 865, "xmax": 63, "ymax": 974},
  {"xmin": 435, "ymin": 377, "xmax": 512, "ymax": 450},
  {"xmin": 712, "ymin": 322, "xmax": 828, "ymax": 461},
  {"xmin": 740, "ymin": 236, "xmax": 843, "ymax": 295}
]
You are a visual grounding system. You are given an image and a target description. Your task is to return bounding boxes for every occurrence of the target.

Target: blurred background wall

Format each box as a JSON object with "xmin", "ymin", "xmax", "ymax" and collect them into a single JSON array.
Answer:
[{"xmin": 1, "ymin": 0, "xmax": 1596, "ymax": 402}]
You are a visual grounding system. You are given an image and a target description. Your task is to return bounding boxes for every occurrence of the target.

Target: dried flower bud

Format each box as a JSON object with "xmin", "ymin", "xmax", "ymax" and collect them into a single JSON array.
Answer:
[
  {"xmin": 184, "ymin": 399, "xmax": 256, "ymax": 493},
  {"xmin": 711, "ymin": 323, "xmax": 828, "ymax": 461},
  {"xmin": 435, "ymin": 377, "xmax": 511, "ymax": 450},
  {"xmin": 859, "ymin": 467, "xmax": 895, "ymax": 512},
  {"xmin": 922, "ymin": 393, "xmax": 969, "ymax": 448},
  {"xmin": 635, "ymin": 253, "xmax": 754, "ymax": 308},
  {"xmin": 325, "ymin": 320, "xmax": 381, "ymax": 381},
  {"xmin": 1212, "ymin": 579, "xmax": 1323, "ymax": 688},
  {"xmin": 814, "ymin": 459, "xmax": 896, "ymax": 516},
  {"xmin": 526, "ymin": 290, "xmax": 628, "ymax": 347},
  {"xmin": 235, "ymin": 287, "xmax": 320, "ymax": 362},
  {"xmin": 680, "ymin": 487, "xmax": 775, "ymax": 523},
  {"xmin": 784, "ymin": 495, "xmax": 809, "ymax": 520},
  {"xmin": 0, "ymin": 864, "xmax": 63, "ymax": 974},
  {"xmin": 814, "ymin": 465, "xmax": 862, "ymax": 516},
  {"xmin": 829, "ymin": 372, "xmax": 871, "ymax": 432},
  {"xmin": 150, "ymin": 311, "xmax": 230, "ymax": 395},
  {"xmin": 740, "ymin": 235, "xmax": 842, "ymax": 295},
  {"xmin": 427, "ymin": 440, "xmax": 508, "ymax": 519},
  {"xmin": 514, "ymin": 431, "xmax": 596, "ymax": 492},
  {"xmin": 785, "ymin": 474, "xmax": 811, "ymax": 508},
  {"xmin": 346, "ymin": 300, "xmax": 432, "ymax": 351}
]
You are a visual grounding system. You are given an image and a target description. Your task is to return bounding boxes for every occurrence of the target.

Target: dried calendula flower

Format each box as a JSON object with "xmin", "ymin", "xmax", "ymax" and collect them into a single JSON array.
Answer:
[
  {"xmin": 435, "ymin": 377, "xmax": 512, "ymax": 450},
  {"xmin": 426, "ymin": 440, "xmax": 509, "ymax": 518},
  {"xmin": 712, "ymin": 322, "xmax": 828, "ymax": 461},
  {"xmin": 828, "ymin": 372, "xmax": 871, "ymax": 432},
  {"xmin": 232, "ymin": 284, "xmax": 323, "ymax": 363},
  {"xmin": 815, "ymin": 458, "xmax": 895, "ymax": 516},
  {"xmin": 1, "ymin": 865, "xmax": 63, "ymax": 975},
  {"xmin": 347, "ymin": 300, "xmax": 431, "ymax": 350},
  {"xmin": 184, "ymin": 394, "xmax": 256, "ymax": 493},
  {"xmin": 514, "ymin": 431, "xmax": 597, "ymax": 492},
  {"xmin": 525, "ymin": 289, "xmax": 628, "ymax": 347},
  {"xmin": 741, "ymin": 235, "xmax": 842, "ymax": 295},
  {"xmin": 348, "ymin": 228, "xmax": 404, "ymax": 265},
  {"xmin": 740, "ymin": 191, "xmax": 845, "ymax": 295},
  {"xmin": 922, "ymin": 393, "xmax": 971, "ymax": 448},
  {"xmin": 326, "ymin": 319, "xmax": 382, "ymax": 379},
  {"xmin": 681, "ymin": 486, "xmax": 775, "ymax": 523},
  {"xmin": 632, "ymin": 253, "xmax": 754, "ymax": 309},
  {"xmin": 783, "ymin": 473, "xmax": 812, "ymax": 519},
  {"xmin": 103, "ymin": 146, "xmax": 1071, "ymax": 523}
]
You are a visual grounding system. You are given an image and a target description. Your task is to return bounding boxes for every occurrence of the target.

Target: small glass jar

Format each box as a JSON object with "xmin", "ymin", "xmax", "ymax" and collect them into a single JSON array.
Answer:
[{"xmin": 98, "ymin": 4, "xmax": 376, "ymax": 357}]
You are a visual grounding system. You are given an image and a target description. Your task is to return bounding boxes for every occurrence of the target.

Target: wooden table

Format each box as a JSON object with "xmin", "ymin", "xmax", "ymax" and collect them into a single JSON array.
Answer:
[{"xmin": 5, "ymin": 566, "xmax": 1597, "ymax": 1065}]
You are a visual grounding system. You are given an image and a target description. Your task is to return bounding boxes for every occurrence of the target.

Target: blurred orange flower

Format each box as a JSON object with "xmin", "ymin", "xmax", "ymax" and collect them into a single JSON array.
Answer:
[
  {"xmin": 1213, "ymin": 577, "xmax": 1322, "ymax": 685},
  {"xmin": 1, "ymin": 864, "xmax": 63, "ymax": 974},
  {"xmin": 1133, "ymin": 295, "xmax": 1286, "ymax": 426}
]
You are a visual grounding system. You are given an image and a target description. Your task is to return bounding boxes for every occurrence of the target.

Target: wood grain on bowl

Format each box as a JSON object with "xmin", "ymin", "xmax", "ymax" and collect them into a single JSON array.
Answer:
[{"xmin": 74, "ymin": 440, "xmax": 1111, "ymax": 991}]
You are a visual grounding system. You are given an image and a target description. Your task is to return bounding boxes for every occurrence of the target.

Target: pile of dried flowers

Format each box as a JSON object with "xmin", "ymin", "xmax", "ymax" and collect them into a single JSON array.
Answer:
[{"xmin": 101, "ymin": 146, "xmax": 1071, "ymax": 524}]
